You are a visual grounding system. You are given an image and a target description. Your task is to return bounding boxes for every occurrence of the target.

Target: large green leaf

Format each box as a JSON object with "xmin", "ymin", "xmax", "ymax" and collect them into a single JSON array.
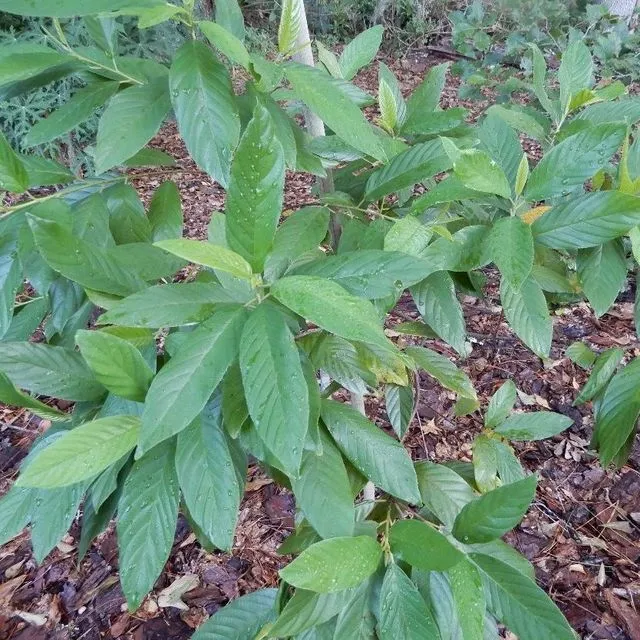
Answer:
[
  {"xmin": 0, "ymin": 130, "xmax": 29, "ymax": 192},
  {"xmin": 215, "ymin": 0, "xmax": 245, "ymax": 41},
  {"xmin": 389, "ymin": 519, "xmax": 464, "ymax": 571},
  {"xmin": 278, "ymin": 0, "xmax": 304, "ymax": 54},
  {"xmin": 0, "ymin": 372, "xmax": 66, "ymax": 421},
  {"xmin": 139, "ymin": 305, "xmax": 246, "ymax": 454},
  {"xmin": 0, "ymin": 342, "xmax": 105, "ymax": 401},
  {"xmin": 285, "ymin": 63, "xmax": 385, "ymax": 160},
  {"xmin": 411, "ymin": 272, "xmax": 467, "ymax": 355},
  {"xmin": 176, "ymin": 407, "xmax": 243, "ymax": 551},
  {"xmin": 500, "ymin": 276, "xmax": 552, "ymax": 358},
  {"xmin": 593, "ymin": 358, "xmax": 640, "ymax": 465},
  {"xmin": 378, "ymin": 563, "xmax": 440, "ymax": 640},
  {"xmin": 240, "ymin": 304, "xmax": 308, "ymax": 474},
  {"xmin": 0, "ymin": 237, "xmax": 22, "ymax": 340},
  {"xmin": 154, "ymin": 239, "xmax": 253, "ymax": 280},
  {"xmin": 0, "ymin": 486, "xmax": 33, "ymax": 546},
  {"xmin": 449, "ymin": 559, "xmax": 486, "ymax": 640},
  {"xmin": 0, "ymin": 0, "xmax": 163, "ymax": 17},
  {"xmin": 21, "ymin": 155, "xmax": 75, "ymax": 188},
  {"xmin": 406, "ymin": 346, "xmax": 476, "ymax": 400},
  {"xmin": 292, "ymin": 250, "xmax": 432, "ymax": 299},
  {"xmin": 453, "ymin": 149, "xmax": 511, "ymax": 199},
  {"xmin": 415, "ymin": 462, "xmax": 475, "ymax": 527},
  {"xmin": 28, "ymin": 216, "xmax": 145, "ymax": 296},
  {"xmin": 99, "ymin": 282, "xmax": 235, "ymax": 328},
  {"xmin": 524, "ymin": 123, "xmax": 625, "ymax": 201},
  {"xmin": 364, "ymin": 140, "xmax": 451, "ymax": 201},
  {"xmin": 76, "ymin": 330, "xmax": 154, "ymax": 402},
  {"xmin": 225, "ymin": 104, "xmax": 285, "ymax": 271},
  {"xmin": 485, "ymin": 380, "xmax": 517, "ymax": 428},
  {"xmin": 577, "ymin": 240, "xmax": 627, "ymax": 318},
  {"xmin": 148, "ymin": 181, "xmax": 182, "ymax": 242},
  {"xmin": 385, "ymin": 383, "xmax": 415, "ymax": 439},
  {"xmin": 532, "ymin": 192, "xmax": 640, "ymax": 250},
  {"xmin": 292, "ymin": 430, "xmax": 354, "ymax": 539},
  {"xmin": 494, "ymin": 412, "xmax": 572, "ymax": 441},
  {"xmin": 559, "ymin": 40, "xmax": 593, "ymax": 112},
  {"xmin": 25, "ymin": 81, "xmax": 119, "ymax": 146},
  {"xmin": 271, "ymin": 276, "xmax": 391, "ymax": 349},
  {"xmin": 490, "ymin": 216, "xmax": 534, "ymax": 290},
  {"xmin": 477, "ymin": 111, "xmax": 523, "ymax": 187},
  {"xmin": 470, "ymin": 553, "xmax": 575, "ymax": 640},
  {"xmin": 199, "ymin": 20, "xmax": 250, "ymax": 69},
  {"xmin": 191, "ymin": 589, "xmax": 277, "ymax": 639},
  {"xmin": 18, "ymin": 416, "xmax": 140, "ymax": 488},
  {"xmin": 576, "ymin": 97, "xmax": 640, "ymax": 126},
  {"xmin": 170, "ymin": 41, "xmax": 239, "ymax": 188},
  {"xmin": 339, "ymin": 25, "xmax": 384, "ymax": 80},
  {"xmin": 95, "ymin": 78, "xmax": 170, "ymax": 174},
  {"xmin": 452, "ymin": 475, "xmax": 537, "ymax": 544},
  {"xmin": 117, "ymin": 440, "xmax": 180, "ymax": 610},
  {"xmin": 333, "ymin": 580, "xmax": 376, "ymax": 639},
  {"xmin": 405, "ymin": 62, "xmax": 448, "ymax": 122},
  {"xmin": 279, "ymin": 536, "xmax": 382, "ymax": 592},
  {"xmin": 574, "ymin": 347, "xmax": 623, "ymax": 405},
  {"xmin": 321, "ymin": 399, "xmax": 420, "ymax": 503}
]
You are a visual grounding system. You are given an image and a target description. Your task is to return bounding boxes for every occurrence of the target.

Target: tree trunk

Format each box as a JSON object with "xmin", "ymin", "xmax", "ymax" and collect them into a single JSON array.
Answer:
[{"xmin": 602, "ymin": 0, "xmax": 638, "ymax": 23}]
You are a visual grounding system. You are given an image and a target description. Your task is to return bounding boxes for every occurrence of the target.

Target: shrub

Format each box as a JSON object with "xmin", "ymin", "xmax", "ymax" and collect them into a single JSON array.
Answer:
[{"xmin": 0, "ymin": 1, "xmax": 639, "ymax": 638}]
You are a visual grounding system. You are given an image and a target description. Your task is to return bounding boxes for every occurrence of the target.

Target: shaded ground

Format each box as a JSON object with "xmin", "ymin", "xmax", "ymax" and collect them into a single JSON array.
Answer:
[{"xmin": 2, "ymin": 53, "xmax": 640, "ymax": 640}]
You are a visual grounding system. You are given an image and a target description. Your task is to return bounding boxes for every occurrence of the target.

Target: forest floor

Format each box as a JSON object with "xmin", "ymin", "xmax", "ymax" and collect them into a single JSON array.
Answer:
[{"xmin": 2, "ymin": 52, "xmax": 640, "ymax": 640}]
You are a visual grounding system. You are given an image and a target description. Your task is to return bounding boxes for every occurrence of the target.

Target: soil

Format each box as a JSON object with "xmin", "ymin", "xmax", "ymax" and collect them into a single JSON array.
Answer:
[{"xmin": 1, "ymin": 52, "xmax": 640, "ymax": 640}]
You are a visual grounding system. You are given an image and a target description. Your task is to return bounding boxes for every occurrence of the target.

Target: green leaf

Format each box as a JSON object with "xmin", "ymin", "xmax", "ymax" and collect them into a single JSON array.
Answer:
[
  {"xmin": 264, "ymin": 206, "xmax": 330, "ymax": 281},
  {"xmin": 17, "ymin": 416, "xmax": 140, "ymax": 488},
  {"xmin": 405, "ymin": 62, "xmax": 448, "ymax": 120},
  {"xmin": 170, "ymin": 41, "xmax": 240, "ymax": 188},
  {"xmin": 559, "ymin": 40, "xmax": 593, "ymax": 112},
  {"xmin": 199, "ymin": 20, "xmax": 250, "ymax": 69},
  {"xmin": 25, "ymin": 81, "xmax": 118, "ymax": 147},
  {"xmin": 154, "ymin": 239, "xmax": 253, "ymax": 280},
  {"xmin": 0, "ymin": 129, "xmax": 28, "ymax": 193},
  {"xmin": 411, "ymin": 272, "xmax": 467, "ymax": 356},
  {"xmin": 524, "ymin": 123, "xmax": 625, "ymax": 201},
  {"xmin": 486, "ymin": 103, "xmax": 548, "ymax": 141},
  {"xmin": 191, "ymin": 589, "xmax": 277, "ymax": 640},
  {"xmin": 0, "ymin": 0, "xmax": 163, "ymax": 17},
  {"xmin": 0, "ymin": 486, "xmax": 33, "ymax": 546},
  {"xmin": 494, "ymin": 411, "xmax": 572, "ymax": 441},
  {"xmin": 577, "ymin": 240, "xmax": 627, "ymax": 318},
  {"xmin": 339, "ymin": 25, "xmax": 384, "ymax": 80},
  {"xmin": 406, "ymin": 346, "xmax": 476, "ymax": 400},
  {"xmin": 279, "ymin": 536, "xmax": 382, "ymax": 592},
  {"xmin": 593, "ymin": 358, "xmax": 640, "ymax": 465},
  {"xmin": 485, "ymin": 380, "xmax": 517, "ymax": 428},
  {"xmin": 215, "ymin": 0, "xmax": 245, "ymax": 41},
  {"xmin": 576, "ymin": 97, "xmax": 640, "ymax": 127},
  {"xmin": 449, "ymin": 559, "xmax": 486, "ymax": 640},
  {"xmin": 278, "ymin": 0, "xmax": 303, "ymax": 54},
  {"xmin": 365, "ymin": 140, "xmax": 451, "ymax": 201},
  {"xmin": 139, "ymin": 305, "xmax": 245, "ymax": 454},
  {"xmin": 30, "ymin": 482, "xmax": 86, "ymax": 563},
  {"xmin": 378, "ymin": 563, "xmax": 440, "ymax": 640},
  {"xmin": 378, "ymin": 62, "xmax": 405, "ymax": 132},
  {"xmin": 490, "ymin": 217, "xmax": 534, "ymax": 290},
  {"xmin": 225, "ymin": 104, "xmax": 285, "ymax": 271},
  {"xmin": 0, "ymin": 342, "xmax": 105, "ymax": 402},
  {"xmin": 99, "ymin": 282, "xmax": 234, "ymax": 328},
  {"xmin": 222, "ymin": 363, "xmax": 249, "ymax": 438},
  {"xmin": 389, "ymin": 519, "xmax": 464, "ymax": 571},
  {"xmin": 123, "ymin": 147, "xmax": 176, "ymax": 168},
  {"xmin": 117, "ymin": 440, "xmax": 180, "ymax": 610},
  {"xmin": 240, "ymin": 304, "xmax": 309, "ymax": 475},
  {"xmin": 478, "ymin": 111, "xmax": 523, "ymax": 187},
  {"xmin": 270, "ymin": 588, "xmax": 350, "ymax": 637},
  {"xmin": 333, "ymin": 580, "xmax": 376, "ymax": 639},
  {"xmin": 528, "ymin": 44, "xmax": 557, "ymax": 120},
  {"xmin": 470, "ymin": 553, "xmax": 575, "ymax": 640},
  {"xmin": 415, "ymin": 462, "xmax": 476, "ymax": 527},
  {"xmin": 27, "ymin": 216, "xmax": 145, "ymax": 297},
  {"xmin": 453, "ymin": 149, "xmax": 511, "ymax": 199},
  {"xmin": 20, "ymin": 155, "xmax": 74, "ymax": 188},
  {"xmin": 452, "ymin": 475, "xmax": 537, "ymax": 544},
  {"xmin": 500, "ymin": 276, "xmax": 552, "ymax": 358},
  {"xmin": 574, "ymin": 347, "xmax": 623, "ymax": 405},
  {"xmin": 385, "ymin": 384, "xmax": 415, "ymax": 439},
  {"xmin": 321, "ymin": 399, "xmax": 420, "ymax": 503},
  {"xmin": 0, "ymin": 238, "xmax": 22, "ymax": 340},
  {"xmin": 292, "ymin": 250, "xmax": 432, "ymax": 299},
  {"xmin": 0, "ymin": 372, "xmax": 66, "ymax": 421},
  {"xmin": 533, "ymin": 192, "xmax": 640, "ymax": 250},
  {"xmin": 176, "ymin": 408, "xmax": 242, "ymax": 551},
  {"xmin": 494, "ymin": 441, "xmax": 526, "ymax": 484},
  {"xmin": 384, "ymin": 216, "xmax": 432, "ymax": 257},
  {"xmin": 285, "ymin": 63, "xmax": 385, "ymax": 160},
  {"xmin": 95, "ymin": 78, "xmax": 170, "ymax": 174},
  {"xmin": 271, "ymin": 276, "xmax": 391, "ymax": 349},
  {"xmin": 76, "ymin": 330, "xmax": 153, "ymax": 402},
  {"xmin": 566, "ymin": 342, "xmax": 596, "ymax": 370},
  {"xmin": 148, "ymin": 181, "xmax": 182, "ymax": 242},
  {"xmin": 473, "ymin": 435, "xmax": 499, "ymax": 493}
]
